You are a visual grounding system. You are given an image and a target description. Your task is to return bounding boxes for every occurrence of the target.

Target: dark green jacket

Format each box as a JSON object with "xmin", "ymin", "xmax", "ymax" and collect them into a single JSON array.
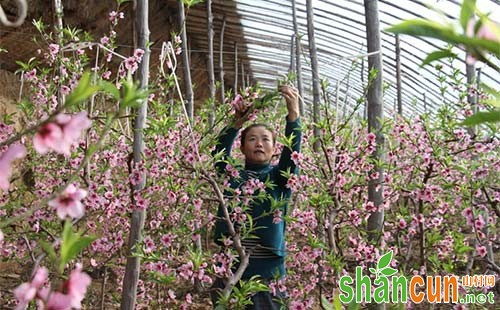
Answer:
[{"xmin": 213, "ymin": 118, "xmax": 302, "ymax": 279}]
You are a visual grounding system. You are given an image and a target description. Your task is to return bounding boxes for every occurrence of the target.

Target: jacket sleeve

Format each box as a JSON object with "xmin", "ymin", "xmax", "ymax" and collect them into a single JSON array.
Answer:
[
  {"xmin": 213, "ymin": 126, "xmax": 240, "ymax": 175},
  {"xmin": 276, "ymin": 117, "xmax": 302, "ymax": 187}
]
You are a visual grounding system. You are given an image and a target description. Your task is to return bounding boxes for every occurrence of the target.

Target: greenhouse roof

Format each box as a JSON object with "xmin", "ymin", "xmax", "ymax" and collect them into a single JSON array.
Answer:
[
  {"xmin": 206, "ymin": 0, "xmax": 500, "ymax": 118},
  {"xmin": 0, "ymin": 0, "xmax": 498, "ymax": 118}
]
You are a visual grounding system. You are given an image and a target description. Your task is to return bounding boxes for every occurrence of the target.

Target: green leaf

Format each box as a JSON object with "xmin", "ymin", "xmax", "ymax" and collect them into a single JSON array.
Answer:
[
  {"xmin": 65, "ymin": 72, "xmax": 100, "ymax": 107},
  {"xmin": 369, "ymin": 267, "xmax": 377, "ymax": 274},
  {"xmin": 320, "ymin": 295, "xmax": 334, "ymax": 310},
  {"xmin": 421, "ymin": 50, "xmax": 457, "ymax": 67},
  {"xmin": 480, "ymin": 83, "xmax": 500, "ymax": 108},
  {"xmin": 60, "ymin": 221, "xmax": 96, "ymax": 273},
  {"xmin": 99, "ymin": 81, "xmax": 120, "ymax": 100},
  {"xmin": 39, "ymin": 240, "xmax": 57, "ymax": 261},
  {"xmin": 120, "ymin": 75, "xmax": 149, "ymax": 109},
  {"xmin": 460, "ymin": 0, "xmax": 477, "ymax": 31},
  {"xmin": 386, "ymin": 19, "xmax": 500, "ymax": 57},
  {"xmin": 182, "ymin": 0, "xmax": 204, "ymax": 8},
  {"xmin": 377, "ymin": 251, "xmax": 393, "ymax": 270},
  {"xmin": 380, "ymin": 267, "xmax": 398, "ymax": 277},
  {"xmin": 461, "ymin": 110, "xmax": 500, "ymax": 126},
  {"xmin": 333, "ymin": 294, "xmax": 343, "ymax": 310},
  {"xmin": 348, "ymin": 300, "xmax": 361, "ymax": 310}
]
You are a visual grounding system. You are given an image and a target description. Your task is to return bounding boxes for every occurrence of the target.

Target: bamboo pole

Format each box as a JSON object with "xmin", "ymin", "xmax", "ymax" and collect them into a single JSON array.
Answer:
[
  {"xmin": 219, "ymin": 17, "xmax": 226, "ymax": 104},
  {"xmin": 53, "ymin": 0, "xmax": 64, "ymax": 109},
  {"xmin": 292, "ymin": 0, "xmax": 304, "ymax": 115},
  {"xmin": 306, "ymin": 0, "xmax": 321, "ymax": 152},
  {"xmin": 234, "ymin": 42, "xmax": 238, "ymax": 91},
  {"xmin": 289, "ymin": 34, "xmax": 295, "ymax": 74},
  {"xmin": 395, "ymin": 34, "xmax": 402, "ymax": 115},
  {"xmin": 120, "ymin": 0, "xmax": 150, "ymax": 308},
  {"xmin": 207, "ymin": 0, "xmax": 216, "ymax": 129},
  {"xmin": 178, "ymin": 0, "xmax": 194, "ymax": 120},
  {"xmin": 241, "ymin": 62, "xmax": 245, "ymax": 89}
]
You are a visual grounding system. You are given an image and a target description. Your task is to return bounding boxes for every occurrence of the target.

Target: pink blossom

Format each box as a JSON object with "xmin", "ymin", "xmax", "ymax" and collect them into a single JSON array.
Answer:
[
  {"xmin": 477, "ymin": 22, "xmax": 499, "ymax": 42},
  {"xmin": 60, "ymin": 85, "xmax": 71, "ymax": 96},
  {"xmin": 273, "ymin": 209, "xmax": 283, "ymax": 224},
  {"xmin": 109, "ymin": 11, "xmax": 124, "ymax": 22},
  {"xmin": 59, "ymin": 112, "xmax": 92, "ymax": 143},
  {"xmin": 45, "ymin": 291, "xmax": 72, "ymax": 310},
  {"xmin": 476, "ymin": 244, "xmax": 487, "ymax": 257},
  {"xmin": 66, "ymin": 264, "xmax": 91, "ymax": 309},
  {"xmin": 134, "ymin": 49, "xmax": 145, "ymax": 61},
  {"xmin": 291, "ymin": 151, "xmax": 304, "ymax": 165},
  {"xmin": 230, "ymin": 94, "xmax": 244, "ymax": 108},
  {"xmin": 366, "ymin": 132, "xmax": 376, "ymax": 144},
  {"xmin": 167, "ymin": 289, "xmax": 176, "ymax": 300},
  {"xmin": 174, "ymin": 35, "xmax": 182, "ymax": 44},
  {"xmin": 33, "ymin": 112, "xmax": 91, "ymax": 156},
  {"xmin": 143, "ymin": 236, "xmax": 156, "ymax": 253},
  {"xmin": 48, "ymin": 184, "xmax": 87, "ymax": 219},
  {"xmin": 102, "ymin": 70, "xmax": 112, "ymax": 80},
  {"xmin": 100, "ymin": 36, "xmax": 110, "ymax": 45},
  {"xmin": 398, "ymin": 218, "xmax": 407, "ymax": 229},
  {"xmin": 474, "ymin": 215, "xmax": 485, "ymax": 230},
  {"xmin": 14, "ymin": 283, "xmax": 37, "ymax": 310},
  {"xmin": 13, "ymin": 267, "xmax": 48, "ymax": 310},
  {"xmin": 160, "ymin": 233, "xmax": 174, "ymax": 247},
  {"xmin": 49, "ymin": 44, "xmax": 60, "ymax": 57},
  {"xmin": 363, "ymin": 201, "xmax": 377, "ymax": 212},
  {"xmin": 223, "ymin": 237, "xmax": 233, "ymax": 247},
  {"xmin": 0, "ymin": 144, "xmax": 26, "ymax": 191},
  {"xmin": 24, "ymin": 69, "xmax": 37, "ymax": 81},
  {"xmin": 124, "ymin": 57, "xmax": 138, "ymax": 73}
]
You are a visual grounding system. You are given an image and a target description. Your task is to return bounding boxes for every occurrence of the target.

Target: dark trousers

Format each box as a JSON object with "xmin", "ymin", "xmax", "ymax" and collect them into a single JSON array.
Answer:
[{"xmin": 210, "ymin": 277, "xmax": 287, "ymax": 309}]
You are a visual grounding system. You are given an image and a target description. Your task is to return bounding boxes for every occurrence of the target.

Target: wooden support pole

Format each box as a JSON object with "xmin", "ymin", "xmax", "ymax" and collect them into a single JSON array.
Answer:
[
  {"xmin": 289, "ymin": 34, "xmax": 296, "ymax": 74},
  {"xmin": 241, "ymin": 61, "xmax": 245, "ymax": 90},
  {"xmin": 178, "ymin": 0, "xmax": 194, "ymax": 120},
  {"xmin": 206, "ymin": 0, "xmax": 216, "ymax": 129},
  {"xmin": 395, "ymin": 34, "xmax": 402, "ymax": 115},
  {"xmin": 234, "ymin": 42, "xmax": 238, "ymax": 92},
  {"xmin": 292, "ymin": 0, "xmax": 305, "ymax": 116},
  {"xmin": 306, "ymin": 0, "xmax": 321, "ymax": 152},
  {"xmin": 219, "ymin": 17, "xmax": 226, "ymax": 104}
]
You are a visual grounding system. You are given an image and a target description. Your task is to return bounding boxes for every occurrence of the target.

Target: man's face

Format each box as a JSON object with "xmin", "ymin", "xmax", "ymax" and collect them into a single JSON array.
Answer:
[{"xmin": 240, "ymin": 126, "xmax": 275, "ymax": 165}]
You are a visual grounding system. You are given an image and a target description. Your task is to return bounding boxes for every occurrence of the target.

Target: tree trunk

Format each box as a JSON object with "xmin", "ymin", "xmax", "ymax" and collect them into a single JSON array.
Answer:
[
  {"xmin": 364, "ymin": 0, "xmax": 385, "ymax": 243},
  {"xmin": 219, "ymin": 17, "xmax": 226, "ymax": 105},
  {"xmin": 306, "ymin": 0, "xmax": 320, "ymax": 152},
  {"xmin": 120, "ymin": 0, "xmax": 150, "ymax": 309},
  {"xmin": 206, "ymin": 0, "xmax": 216, "ymax": 129},
  {"xmin": 292, "ymin": 0, "xmax": 304, "ymax": 116},
  {"xmin": 395, "ymin": 34, "xmax": 402, "ymax": 115},
  {"xmin": 178, "ymin": 0, "xmax": 194, "ymax": 120}
]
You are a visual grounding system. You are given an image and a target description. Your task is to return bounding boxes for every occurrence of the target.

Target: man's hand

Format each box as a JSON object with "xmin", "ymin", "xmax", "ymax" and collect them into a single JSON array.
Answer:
[{"xmin": 279, "ymin": 85, "xmax": 300, "ymax": 121}]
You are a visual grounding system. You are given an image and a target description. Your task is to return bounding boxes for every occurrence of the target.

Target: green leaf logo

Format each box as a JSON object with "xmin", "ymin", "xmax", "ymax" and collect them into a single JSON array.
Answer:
[
  {"xmin": 377, "ymin": 251, "xmax": 393, "ymax": 270},
  {"xmin": 372, "ymin": 250, "xmax": 398, "ymax": 280}
]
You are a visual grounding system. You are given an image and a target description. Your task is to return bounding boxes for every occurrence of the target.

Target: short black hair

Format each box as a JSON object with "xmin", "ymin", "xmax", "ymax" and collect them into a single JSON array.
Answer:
[{"xmin": 241, "ymin": 124, "xmax": 276, "ymax": 146}]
